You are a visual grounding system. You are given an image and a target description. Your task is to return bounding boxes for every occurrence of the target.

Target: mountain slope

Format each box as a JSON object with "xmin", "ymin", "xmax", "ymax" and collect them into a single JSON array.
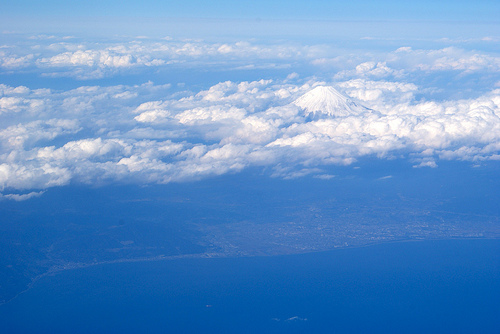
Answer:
[{"xmin": 293, "ymin": 86, "xmax": 370, "ymax": 118}]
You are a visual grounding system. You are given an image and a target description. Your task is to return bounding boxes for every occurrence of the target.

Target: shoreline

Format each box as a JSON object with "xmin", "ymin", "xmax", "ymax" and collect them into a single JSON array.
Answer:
[{"xmin": 1, "ymin": 236, "xmax": 498, "ymax": 308}]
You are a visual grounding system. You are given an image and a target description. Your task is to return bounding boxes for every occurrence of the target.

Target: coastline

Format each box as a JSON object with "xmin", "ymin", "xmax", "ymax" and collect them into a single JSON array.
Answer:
[{"xmin": 2, "ymin": 236, "xmax": 498, "ymax": 308}]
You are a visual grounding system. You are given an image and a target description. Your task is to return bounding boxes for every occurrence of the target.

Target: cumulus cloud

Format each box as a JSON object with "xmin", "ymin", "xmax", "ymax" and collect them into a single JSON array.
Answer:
[
  {"xmin": 0, "ymin": 119, "xmax": 81, "ymax": 150},
  {"xmin": 0, "ymin": 162, "xmax": 72, "ymax": 191},
  {"xmin": 324, "ymin": 47, "xmax": 500, "ymax": 90},
  {"xmin": 0, "ymin": 77, "xmax": 499, "ymax": 194},
  {"xmin": 334, "ymin": 61, "xmax": 404, "ymax": 80},
  {"xmin": 0, "ymin": 53, "xmax": 35, "ymax": 69}
]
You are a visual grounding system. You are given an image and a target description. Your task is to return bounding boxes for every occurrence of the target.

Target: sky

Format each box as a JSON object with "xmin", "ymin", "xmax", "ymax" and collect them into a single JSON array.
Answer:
[
  {"xmin": 0, "ymin": 1, "xmax": 499, "ymax": 199},
  {"xmin": 2, "ymin": 0, "xmax": 499, "ymax": 20},
  {"xmin": 1, "ymin": 1, "xmax": 499, "ymax": 39}
]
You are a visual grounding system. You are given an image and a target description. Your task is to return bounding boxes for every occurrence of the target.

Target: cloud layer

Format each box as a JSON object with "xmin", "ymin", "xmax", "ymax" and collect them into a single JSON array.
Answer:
[
  {"xmin": 1, "ymin": 75, "xmax": 499, "ymax": 198},
  {"xmin": 2, "ymin": 35, "xmax": 499, "ymax": 83}
]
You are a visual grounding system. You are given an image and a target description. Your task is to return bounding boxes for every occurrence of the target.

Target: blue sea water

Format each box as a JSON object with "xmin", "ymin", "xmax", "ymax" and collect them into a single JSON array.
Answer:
[{"xmin": 1, "ymin": 239, "xmax": 499, "ymax": 334}]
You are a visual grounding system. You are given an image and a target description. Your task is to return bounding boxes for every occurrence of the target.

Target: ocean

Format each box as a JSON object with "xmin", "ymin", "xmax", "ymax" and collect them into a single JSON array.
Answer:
[{"xmin": 1, "ymin": 239, "xmax": 499, "ymax": 333}]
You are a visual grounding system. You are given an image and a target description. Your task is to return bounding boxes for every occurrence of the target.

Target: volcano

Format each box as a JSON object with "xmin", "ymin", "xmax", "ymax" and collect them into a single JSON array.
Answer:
[{"xmin": 293, "ymin": 86, "xmax": 370, "ymax": 118}]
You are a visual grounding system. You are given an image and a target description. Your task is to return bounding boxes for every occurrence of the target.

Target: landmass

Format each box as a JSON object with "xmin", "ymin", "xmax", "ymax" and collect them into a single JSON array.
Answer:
[{"xmin": 1, "ymin": 196, "xmax": 498, "ymax": 306}]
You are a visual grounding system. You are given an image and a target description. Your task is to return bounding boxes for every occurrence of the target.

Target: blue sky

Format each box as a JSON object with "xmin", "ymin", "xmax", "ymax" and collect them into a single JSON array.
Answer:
[
  {"xmin": 2, "ymin": 0, "xmax": 499, "ymax": 21},
  {"xmin": 1, "ymin": 1, "xmax": 498, "ymax": 40}
]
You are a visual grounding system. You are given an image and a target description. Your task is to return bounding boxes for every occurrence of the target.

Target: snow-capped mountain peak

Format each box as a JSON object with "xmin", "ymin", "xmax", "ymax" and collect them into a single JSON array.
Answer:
[{"xmin": 293, "ymin": 86, "xmax": 369, "ymax": 118}]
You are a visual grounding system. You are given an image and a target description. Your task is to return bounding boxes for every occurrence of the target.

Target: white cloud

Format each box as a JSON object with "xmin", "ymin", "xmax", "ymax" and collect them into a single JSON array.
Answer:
[
  {"xmin": 336, "ymin": 79, "xmax": 418, "ymax": 109},
  {"xmin": 323, "ymin": 46, "xmax": 500, "ymax": 88},
  {"xmin": 388, "ymin": 46, "xmax": 500, "ymax": 75},
  {"xmin": 0, "ymin": 190, "xmax": 45, "ymax": 201},
  {"xmin": 0, "ymin": 119, "xmax": 81, "ymax": 150},
  {"xmin": 413, "ymin": 159, "xmax": 438, "ymax": 168},
  {"xmin": 36, "ymin": 138, "xmax": 130, "ymax": 161},
  {"xmin": 38, "ymin": 50, "xmax": 136, "ymax": 68},
  {"xmin": 313, "ymin": 173, "xmax": 335, "ymax": 180},
  {"xmin": 271, "ymin": 165, "xmax": 324, "ymax": 179},
  {"xmin": 0, "ymin": 53, "xmax": 34, "ymax": 69},
  {"xmin": 133, "ymin": 101, "xmax": 171, "ymax": 123},
  {"xmin": 3, "ymin": 36, "xmax": 499, "ymax": 86},
  {"xmin": 0, "ymin": 162, "xmax": 72, "ymax": 191},
  {"xmin": 334, "ymin": 61, "xmax": 403, "ymax": 80},
  {"xmin": 0, "ymin": 37, "xmax": 313, "ymax": 79},
  {"xmin": 176, "ymin": 106, "xmax": 246, "ymax": 125}
]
